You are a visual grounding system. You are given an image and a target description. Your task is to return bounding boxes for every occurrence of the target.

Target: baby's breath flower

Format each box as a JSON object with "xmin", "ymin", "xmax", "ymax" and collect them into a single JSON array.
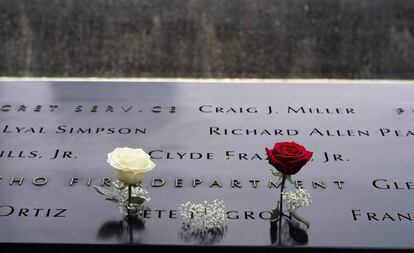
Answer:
[
  {"xmin": 282, "ymin": 188, "xmax": 311, "ymax": 211},
  {"xmin": 112, "ymin": 180, "xmax": 150, "ymax": 215},
  {"xmin": 178, "ymin": 199, "xmax": 226, "ymax": 230}
]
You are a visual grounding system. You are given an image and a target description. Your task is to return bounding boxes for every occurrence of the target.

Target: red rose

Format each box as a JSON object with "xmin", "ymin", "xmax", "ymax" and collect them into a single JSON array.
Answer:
[{"xmin": 265, "ymin": 142, "xmax": 313, "ymax": 175}]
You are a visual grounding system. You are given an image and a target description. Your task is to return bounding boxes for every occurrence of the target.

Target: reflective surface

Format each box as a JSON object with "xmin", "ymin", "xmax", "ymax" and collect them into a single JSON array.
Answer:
[{"xmin": 0, "ymin": 81, "xmax": 414, "ymax": 249}]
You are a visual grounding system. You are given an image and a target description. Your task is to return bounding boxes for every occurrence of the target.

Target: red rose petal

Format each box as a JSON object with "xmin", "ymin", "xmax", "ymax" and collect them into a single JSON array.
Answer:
[{"xmin": 265, "ymin": 142, "xmax": 312, "ymax": 175}]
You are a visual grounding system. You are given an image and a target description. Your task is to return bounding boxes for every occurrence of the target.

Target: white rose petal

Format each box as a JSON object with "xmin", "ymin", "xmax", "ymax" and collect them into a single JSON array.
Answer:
[{"xmin": 107, "ymin": 147, "xmax": 155, "ymax": 185}]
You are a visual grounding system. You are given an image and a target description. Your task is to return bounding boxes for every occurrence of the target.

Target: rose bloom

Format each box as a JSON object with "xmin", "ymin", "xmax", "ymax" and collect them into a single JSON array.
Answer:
[
  {"xmin": 107, "ymin": 147, "xmax": 155, "ymax": 185},
  {"xmin": 265, "ymin": 142, "xmax": 312, "ymax": 175}
]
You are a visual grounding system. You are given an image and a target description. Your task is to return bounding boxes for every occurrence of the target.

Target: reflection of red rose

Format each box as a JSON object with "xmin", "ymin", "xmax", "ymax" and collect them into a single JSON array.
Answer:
[{"xmin": 266, "ymin": 142, "xmax": 313, "ymax": 175}]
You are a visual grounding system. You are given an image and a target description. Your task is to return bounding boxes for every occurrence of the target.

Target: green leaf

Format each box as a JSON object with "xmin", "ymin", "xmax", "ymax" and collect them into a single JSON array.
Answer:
[
  {"xmin": 286, "ymin": 175, "xmax": 295, "ymax": 185},
  {"xmin": 291, "ymin": 211, "xmax": 310, "ymax": 229},
  {"xmin": 93, "ymin": 185, "xmax": 117, "ymax": 198},
  {"xmin": 270, "ymin": 202, "xmax": 281, "ymax": 222},
  {"xmin": 271, "ymin": 170, "xmax": 281, "ymax": 177},
  {"xmin": 129, "ymin": 196, "xmax": 145, "ymax": 205},
  {"xmin": 270, "ymin": 171, "xmax": 283, "ymax": 185},
  {"xmin": 113, "ymin": 181, "xmax": 127, "ymax": 190}
]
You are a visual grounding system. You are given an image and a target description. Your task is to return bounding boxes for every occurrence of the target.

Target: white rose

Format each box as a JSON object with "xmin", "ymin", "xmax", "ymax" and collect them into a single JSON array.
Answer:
[{"xmin": 107, "ymin": 147, "xmax": 155, "ymax": 185}]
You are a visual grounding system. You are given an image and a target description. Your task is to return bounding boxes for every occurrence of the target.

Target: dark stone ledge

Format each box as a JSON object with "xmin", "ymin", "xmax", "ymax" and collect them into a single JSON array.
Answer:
[
  {"xmin": 1, "ymin": 243, "xmax": 411, "ymax": 253},
  {"xmin": 0, "ymin": 0, "xmax": 413, "ymax": 79}
]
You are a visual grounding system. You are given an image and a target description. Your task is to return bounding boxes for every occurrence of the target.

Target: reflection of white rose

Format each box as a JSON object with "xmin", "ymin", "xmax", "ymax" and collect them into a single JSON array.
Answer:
[{"xmin": 107, "ymin": 147, "xmax": 155, "ymax": 185}]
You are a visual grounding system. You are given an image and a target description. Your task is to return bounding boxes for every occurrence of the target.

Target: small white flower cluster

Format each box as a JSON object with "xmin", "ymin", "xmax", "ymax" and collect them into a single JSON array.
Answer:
[
  {"xmin": 113, "ymin": 180, "xmax": 150, "ymax": 214},
  {"xmin": 282, "ymin": 188, "xmax": 311, "ymax": 211},
  {"xmin": 178, "ymin": 199, "xmax": 226, "ymax": 230}
]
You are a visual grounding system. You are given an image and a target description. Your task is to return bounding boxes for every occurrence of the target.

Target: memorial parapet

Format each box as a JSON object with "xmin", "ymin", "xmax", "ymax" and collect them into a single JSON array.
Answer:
[{"xmin": 0, "ymin": 80, "xmax": 413, "ymax": 252}]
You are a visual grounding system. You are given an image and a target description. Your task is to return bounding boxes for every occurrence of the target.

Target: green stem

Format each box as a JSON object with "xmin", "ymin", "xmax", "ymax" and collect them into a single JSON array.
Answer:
[
  {"xmin": 278, "ymin": 174, "xmax": 286, "ymax": 241},
  {"xmin": 127, "ymin": 184, "xmax": 132, "ymax": 217}
]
